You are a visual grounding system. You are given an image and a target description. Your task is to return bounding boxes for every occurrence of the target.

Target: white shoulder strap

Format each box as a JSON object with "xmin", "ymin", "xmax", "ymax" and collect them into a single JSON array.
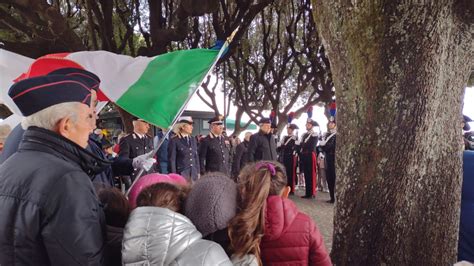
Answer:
[{"xmin": 325, "ymin": 132, "xmax": 336, "ymax": 142}]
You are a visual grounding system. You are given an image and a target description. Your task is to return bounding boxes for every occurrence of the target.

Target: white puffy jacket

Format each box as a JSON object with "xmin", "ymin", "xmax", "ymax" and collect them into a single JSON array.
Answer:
[{"xmin": 122, "ymin": 206, "xmax": 232, "ymax": 266}]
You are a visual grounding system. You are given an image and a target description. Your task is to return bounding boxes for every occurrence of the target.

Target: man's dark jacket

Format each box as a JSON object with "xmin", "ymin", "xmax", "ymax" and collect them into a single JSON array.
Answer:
[
  {"xmin": 118, "ymin": 132, "xmax": 154, "ymax": 180},
  {"xmin": 198, "ymin": 133, "xmax": 230, "ymax": 175},
  {"xmin": 247, "ymin": 131, "xmax": 278, "ymax": 162},
  {"xmin": 118, "ymin": 132, "xmax": 153, "ymax": 160},
  {"xmin": 0, "ymin": 127, "xmax": 108, "ymax": 265},
  {"xmin": 88, "ymin": 136, "xmax": 133, "ymax": 188},
  {"xmin": 232, "ymin": 140, "xmax": 249, "ymax": 177}
]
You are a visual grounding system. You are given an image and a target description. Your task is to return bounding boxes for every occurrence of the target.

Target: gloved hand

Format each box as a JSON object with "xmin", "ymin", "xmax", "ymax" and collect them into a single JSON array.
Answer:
[{"xmin": 132, "ymin": 150, "xmax": 156, "ymax": 171}]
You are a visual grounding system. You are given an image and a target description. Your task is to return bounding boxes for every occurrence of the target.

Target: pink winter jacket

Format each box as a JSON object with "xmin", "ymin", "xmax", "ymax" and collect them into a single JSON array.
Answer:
[{"xmin": 260, "ymin": 196, "xmax": 332, "ymax": 266}]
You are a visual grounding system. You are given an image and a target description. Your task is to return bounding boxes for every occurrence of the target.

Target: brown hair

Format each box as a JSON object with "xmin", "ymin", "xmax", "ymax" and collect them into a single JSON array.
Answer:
[
  {"xmin": 98, "ymin": 188, "xmax": 131, "ymax": 228},
  {"xmin": 228, "ymin": 161, "xmax": 287, "ymax": 264},
  {"xmin": 136, "ymin": 182, "xmax": 189, "ymax": 213}
]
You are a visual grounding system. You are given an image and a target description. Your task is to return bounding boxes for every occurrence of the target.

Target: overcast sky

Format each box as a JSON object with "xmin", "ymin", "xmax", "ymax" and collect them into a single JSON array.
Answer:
[{"xmin": 188, "ymin": 85, "xmax": 474, "ymax": 138}]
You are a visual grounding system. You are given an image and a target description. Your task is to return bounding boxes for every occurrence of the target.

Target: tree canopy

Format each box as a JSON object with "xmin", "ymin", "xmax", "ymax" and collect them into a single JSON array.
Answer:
[{"xmin": 1, "ymin": 0, "xmax": 334, "ymax": 133}]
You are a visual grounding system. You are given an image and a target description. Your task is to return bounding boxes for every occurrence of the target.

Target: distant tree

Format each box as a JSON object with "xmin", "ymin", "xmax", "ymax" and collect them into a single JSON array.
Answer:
[
  {"xmin": 0, "ymin": 0, "xmax": 275, "ymax": 132},
  {"xmin": 227, "ymin": 0, "xmax": 334, "ymax": 135},
  {"xmin": 313, "ymin": 0, "xmax": 473, "ymax": 264}
]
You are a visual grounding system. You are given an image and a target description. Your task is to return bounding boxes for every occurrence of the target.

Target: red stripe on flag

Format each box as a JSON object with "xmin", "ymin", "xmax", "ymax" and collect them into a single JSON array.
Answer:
[
  {"xmin": 96, "ymin": 89, "xmax": 110, "ymax": 102},
  {"xmin": 14, "ymin": 53, "xmax": 110, "ymax": 102},
  {"xmin": 14, "ymin": 54, "xmax": 81, "ymax": 82}
]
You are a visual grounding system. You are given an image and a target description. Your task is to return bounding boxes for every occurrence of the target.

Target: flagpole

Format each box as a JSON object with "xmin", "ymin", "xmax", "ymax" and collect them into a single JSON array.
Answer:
[{"xmin": 125, "ymin": 27, "xmax": 239, "ymax": 197}]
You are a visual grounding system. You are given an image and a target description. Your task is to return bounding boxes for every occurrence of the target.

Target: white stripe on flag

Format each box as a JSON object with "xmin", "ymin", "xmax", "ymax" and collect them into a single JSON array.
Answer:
[
  {"xmin": 0, "ymin": 49, "xmax": 33, "ymax": 115},
  {"xmin": 67, "ymin": 51, "xmax": 155, "ymax": 101}
]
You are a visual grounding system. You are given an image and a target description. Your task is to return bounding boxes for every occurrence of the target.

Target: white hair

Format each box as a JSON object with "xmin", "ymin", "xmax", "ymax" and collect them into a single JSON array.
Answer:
[
  {"xmin": 21, "ymin": 102, "xmax": 82, "ymax": 131},
  {"xmin": 172, "ymin": 122, "xmax": 186, "ymax": 134}
]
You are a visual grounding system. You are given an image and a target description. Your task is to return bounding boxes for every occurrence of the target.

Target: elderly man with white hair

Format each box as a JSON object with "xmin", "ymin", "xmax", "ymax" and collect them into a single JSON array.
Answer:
[
  {"xmin": 247, "ymin": 117, "xmax": 278, "ymax": 162},
  {"xmin": 0, "ymin": 72, "xmax": 107, "ymax": 265}
]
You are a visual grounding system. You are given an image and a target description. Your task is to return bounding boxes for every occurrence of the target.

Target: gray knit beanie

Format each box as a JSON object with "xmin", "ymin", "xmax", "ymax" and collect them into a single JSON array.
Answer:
[{"xmin": 184, "ymin": 172, "xmax": 237, "ymax": 237}]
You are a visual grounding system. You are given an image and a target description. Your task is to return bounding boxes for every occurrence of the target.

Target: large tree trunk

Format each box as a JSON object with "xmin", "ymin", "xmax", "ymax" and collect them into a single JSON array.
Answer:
[{"xmin": 312, "ymin": 1, "xmax": 473, "ymax": 265}]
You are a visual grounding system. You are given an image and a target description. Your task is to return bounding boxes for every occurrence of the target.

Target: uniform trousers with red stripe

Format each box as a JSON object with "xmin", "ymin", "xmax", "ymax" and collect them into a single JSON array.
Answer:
[{"xmin": 283, "ymin": 155, "xmax": 297, "ymax": 192}]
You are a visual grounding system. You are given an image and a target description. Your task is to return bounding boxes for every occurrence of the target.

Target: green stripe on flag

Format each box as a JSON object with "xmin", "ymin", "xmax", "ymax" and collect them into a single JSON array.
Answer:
[{"xmin": 116, "ymin": 48, "xmax": 219, "ymax": 128}]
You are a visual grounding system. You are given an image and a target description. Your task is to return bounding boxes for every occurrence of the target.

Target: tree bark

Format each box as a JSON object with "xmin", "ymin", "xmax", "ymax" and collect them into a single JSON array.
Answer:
[{"xmin": 312, "ymin": 1, "xmax": 473, "ymax": 265}]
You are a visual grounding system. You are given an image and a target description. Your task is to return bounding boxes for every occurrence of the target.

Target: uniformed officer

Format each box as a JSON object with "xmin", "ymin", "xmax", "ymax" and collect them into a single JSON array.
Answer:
[
  {"xmin": 118, "ymin": 116, "xmax": 154, "ymax": 187},
  {"xmin": 319, "ymin": 119, "xmax": 337, "ymax": 203},
  {"xmin": 248, "ymin": 118, "xmax": 278, "ymax": 162},
  {"xmin": 199, "ymin": 115, "xmax": 230, "ymax": 175},
  {"xmin": 168, "ymin": 116, "xmax": 200, "ymax": 182},
  {"xmin": 299, "ymin": 118, "xmax": 319, "ymax": 199},
  {"xmin": 277, "ymin": 123, "xmax": 299, "ymax": 194}
]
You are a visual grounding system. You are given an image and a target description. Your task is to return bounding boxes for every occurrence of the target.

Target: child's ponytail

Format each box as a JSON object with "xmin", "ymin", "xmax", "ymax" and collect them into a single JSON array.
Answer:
[{"xmin": 228, "ymin": 161, "xmax": 287, "ymax": 264}]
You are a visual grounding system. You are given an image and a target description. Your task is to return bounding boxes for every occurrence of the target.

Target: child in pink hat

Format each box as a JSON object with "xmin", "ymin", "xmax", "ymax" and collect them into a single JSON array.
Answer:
[{"xmin": 128, "ymin": 173, "xmax": 188, "ymax": 209}]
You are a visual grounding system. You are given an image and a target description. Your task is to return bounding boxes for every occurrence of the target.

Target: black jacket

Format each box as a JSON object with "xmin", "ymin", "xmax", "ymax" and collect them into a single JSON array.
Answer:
[
  {"xmin": 247, "ymin": 131, "xmax": 278, "ymax": 162},
  {"xmin": 0, "ymin": 127, "xmax": 107, "ymax": 265},
  {"xmin": 232, "ymin": 140, "xmax": 249, "ymax": 177},
  {"xmin": 299, "ymin": 131, "xmax": 319, "ymax": 154},
  {"xmin": 104, "ymin": 225, "xmax": 124, "ymax": 266},
  {"xmin": 118, "ymin": 132, "xmax": 154, "ymax": 160},
  {"xmin": 199, "ymin": 133, "xmax": 230, "ymax": 175},
  {"xmin": 168, "ymin": 134, "xmax": 200, "ymax": 180},
  {"xmin": 88, "ymin": 137, "xmax": 134, "ymax": 188},
  {"xmin": 118, "ymin": 132, "xmax": 154, "ymax": 179},
  {"xmin": 320, "ymin": 132, "xmax": 336, "ymax": 157},
  {"xmin": 277, "ymin": 135, "xmax": 298, "ymax": 163}
]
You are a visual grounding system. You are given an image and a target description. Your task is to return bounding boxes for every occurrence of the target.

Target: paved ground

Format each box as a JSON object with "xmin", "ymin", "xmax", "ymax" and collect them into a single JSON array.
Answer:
[{"xmin": 290, "ymin": 186, "xmax": 334, "ymax": 251}]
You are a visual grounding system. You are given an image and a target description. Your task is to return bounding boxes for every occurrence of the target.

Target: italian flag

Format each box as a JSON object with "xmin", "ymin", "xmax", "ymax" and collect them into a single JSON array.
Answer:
[{"xmin": 1, "ymin": 47, "xmax": 223, "ymax": 129}]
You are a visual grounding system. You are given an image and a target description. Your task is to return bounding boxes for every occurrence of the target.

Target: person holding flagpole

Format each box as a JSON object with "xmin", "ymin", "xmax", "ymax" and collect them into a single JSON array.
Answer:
[{"xmin": 118, "ymin": 116, "xmax": 155, "ymax": 189}]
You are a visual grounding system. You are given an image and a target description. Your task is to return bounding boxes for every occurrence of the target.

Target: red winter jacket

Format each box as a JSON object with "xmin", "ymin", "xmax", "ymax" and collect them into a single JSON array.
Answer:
[{"xmin": 260, "ymin": 196, "xmax": 331, "ymax": 266}]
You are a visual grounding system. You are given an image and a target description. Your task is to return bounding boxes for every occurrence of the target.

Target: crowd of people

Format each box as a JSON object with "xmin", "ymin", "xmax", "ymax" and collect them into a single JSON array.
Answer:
[
  {"xmin": 0, "ymin": 67, "xmax": 333, "ymax": 265},
  {"xmin": 1, "ymin": 65, "xmax": 472, "ymax": 265},
  {"xmin": 108, "ymin": 108, "xmax": 338, "ymax": 205}
]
